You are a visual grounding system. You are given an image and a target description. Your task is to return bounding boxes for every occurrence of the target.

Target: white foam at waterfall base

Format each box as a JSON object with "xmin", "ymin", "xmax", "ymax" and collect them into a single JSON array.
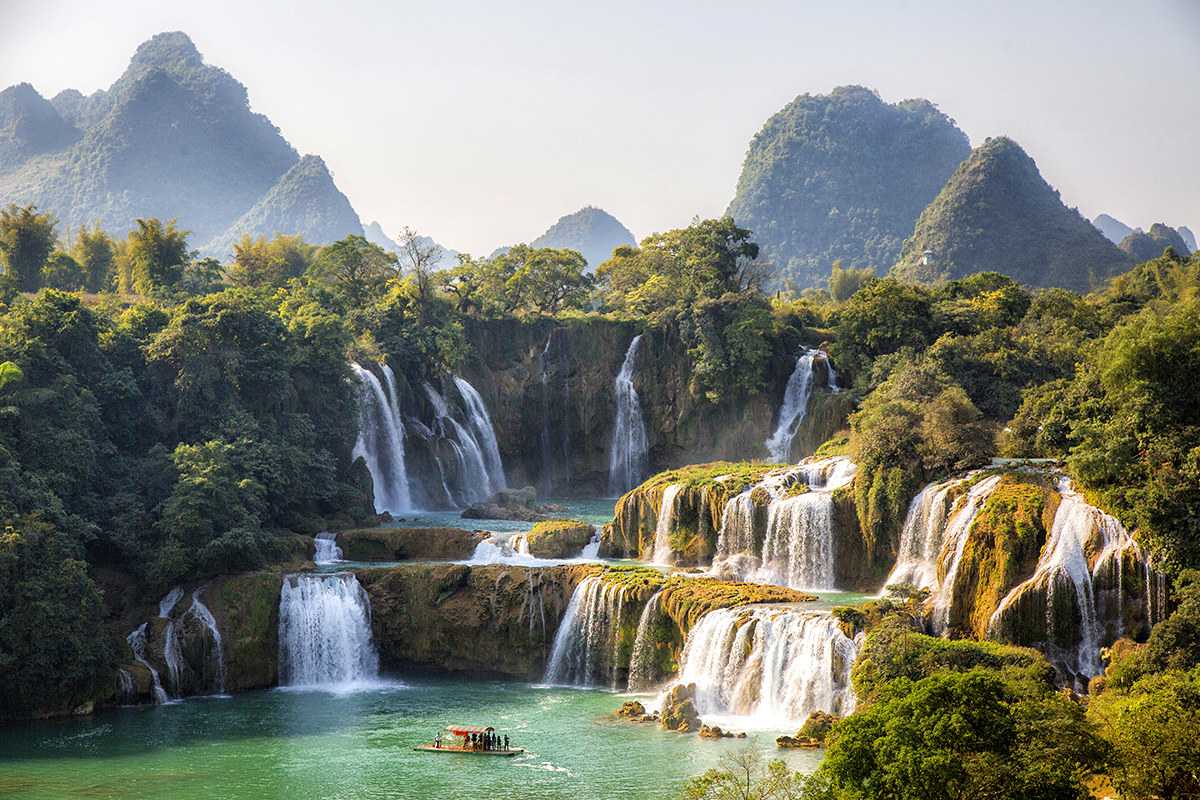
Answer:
[
  {"xmin": 608, "ymin": 334, "xmax": 649, "ymax": 496},
  {"xmin": 666, "ymin": 606, "xmax": 859, "ymax": 729},
  {"xmin": 350, "ymin": 362, "xmax": 413, "ymax": 514},
  {"xmin": 544, "ymin": 576, "xmax": 626, "ymax": 687},
  {"xmin": 765, "ymin": 351, "xmax": 817, "ymax": 463},
  {"xmin": 278, "ymin": 573, "xmax": 384, "ymax": 691},
  {"xmin": 462, "ymin": 534, "xmax": 603, "ymax": 567}
]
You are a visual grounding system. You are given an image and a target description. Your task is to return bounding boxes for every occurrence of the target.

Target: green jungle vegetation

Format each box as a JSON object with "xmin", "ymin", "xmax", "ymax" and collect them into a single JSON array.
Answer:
[
  {"xmin": 2, "ymin": 198, "xmax": 1199, "ymax": 798},
  {"xmin": 892, "ymin": 136, "xmax": 1134, "ymax": 293},
  {"xmin": 726, "ymin": 85, "xmax": 972, "ymax": 291}
]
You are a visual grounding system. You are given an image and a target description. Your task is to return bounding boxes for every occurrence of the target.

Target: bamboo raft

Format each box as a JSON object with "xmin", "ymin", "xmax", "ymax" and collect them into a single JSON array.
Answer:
[{"xmin": 414, "ymin": 725, "xmax": 524, "ymax": 757}]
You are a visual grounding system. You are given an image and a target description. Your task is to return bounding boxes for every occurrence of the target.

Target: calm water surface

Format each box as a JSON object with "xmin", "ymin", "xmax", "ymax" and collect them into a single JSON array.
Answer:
[{"xmin": 0, "ymin": 677, "xmax": 822, "ymax": 800}]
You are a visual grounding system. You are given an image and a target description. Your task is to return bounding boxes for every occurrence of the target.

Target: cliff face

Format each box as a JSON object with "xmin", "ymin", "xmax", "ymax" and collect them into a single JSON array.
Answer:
[
  {"xmin": 382, "ymin": 316, "xmax": 849, "ymax": 498},
  {"xmin": 357, "ymin": 562, "xmax": 596, "ymax": 678}
]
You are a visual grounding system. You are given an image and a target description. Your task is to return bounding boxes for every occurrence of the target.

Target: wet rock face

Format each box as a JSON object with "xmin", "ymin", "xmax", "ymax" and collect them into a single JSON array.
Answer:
[
  {"xmin": 336, "ymin": 527, "xmax": 487, "ymax": 562},
  {"xmin": 661, "ymin": 683, "xmax": 701, "ymax": 732},
  {"xmin": 461, "ymin": 487, "xmax": 566, "ymax": 522},
  {"xmin": 357, "ymin": 563, "xmax": 597, "ymax": 679}
]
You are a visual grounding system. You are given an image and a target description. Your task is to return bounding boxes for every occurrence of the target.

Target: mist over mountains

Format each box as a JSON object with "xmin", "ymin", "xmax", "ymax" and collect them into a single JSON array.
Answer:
[{"xmin": 0, "ymin": 32, "xmax": 362, "ymax": 256}]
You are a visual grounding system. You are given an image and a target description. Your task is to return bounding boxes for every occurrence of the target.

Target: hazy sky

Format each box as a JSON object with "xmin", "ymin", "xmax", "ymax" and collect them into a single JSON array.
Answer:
[{"xmin": 2, "ymin": 0, "xmax": 1198, "ymax": 255}]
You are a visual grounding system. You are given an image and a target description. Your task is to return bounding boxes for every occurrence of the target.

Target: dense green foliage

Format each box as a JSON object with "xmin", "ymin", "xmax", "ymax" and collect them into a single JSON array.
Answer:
[
  {"xmin": 726, "ymin": 85, "xmax": 971, "ymax": 290},
  {"xmin": 892, "ymin": 137, "xmax": 1132, "ymax": 292}
]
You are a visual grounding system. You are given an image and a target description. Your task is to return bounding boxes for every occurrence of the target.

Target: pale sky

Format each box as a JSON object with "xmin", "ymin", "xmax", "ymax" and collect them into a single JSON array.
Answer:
[{"xmin": 2, "ymin": 0, "xmax": 1198, "ymax": 256}]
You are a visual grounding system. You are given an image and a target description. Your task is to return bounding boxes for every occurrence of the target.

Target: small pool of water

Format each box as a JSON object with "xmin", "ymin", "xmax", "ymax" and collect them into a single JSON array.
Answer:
[{"xmin": 383, "ymin": 497, "xmax": 619, "ymax": 535}]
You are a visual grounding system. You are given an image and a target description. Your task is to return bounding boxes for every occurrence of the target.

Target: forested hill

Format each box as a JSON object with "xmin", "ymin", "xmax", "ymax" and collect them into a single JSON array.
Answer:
[
  {"xmin": 892, "ymin": 136, "xmax": 1132, "ymax": 292},
  {"xmin": 529, "ymin": 206, "xmax": 636, "ymax": 271},
  {"xmin": 726, "ymin": 86, "xmax": 971, "ymax": 290},
  {"xmin": 0, "ymin": 32, "xmax": 362, "ymax": 255}
]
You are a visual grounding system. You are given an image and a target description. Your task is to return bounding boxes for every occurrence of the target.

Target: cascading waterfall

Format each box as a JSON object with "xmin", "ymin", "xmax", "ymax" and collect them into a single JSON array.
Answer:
[
  {"xmin": 160, "ymin": 585, "xmax": 226, "ymax": 697},
  {"xmin": 544, "ymin": 576, "xmax": 628, "ymax": 687},
  {"xmin": 628, "ymin": 591, "xmax": 664, "ymax": 691},
  {"xmin": 160, "ymin": 586, "xmax": 184, "ymax": 697},
  {"xmin": 881, "ymin": 473, "xmax": 1004, "ymax": 633},
  {"xmin": 674, "ymin": 606, "xmax": 859, "ymax": 724},
  {"xmin": 453, "ymin": 375, "xmax": 506, "ymax": 493},
  {"xmin": 278, "ymin": 573, "xmax": 380, "ymax": 687},
  {"xmin": 608, "ymin": 334, "xmax": 649, "ymax": 496},
  {"xmin": 185, "ymin": 586, "xmax": 226, "ymax": 694},
  {"xmin": 987, "ymin": 477, "xmax": 1157, "ymax": 681},
  {"xmin": 351, "ymin": 362, "xmax": 413, "ymax": 514},
  {"xmin": 313, "ymin": 532, "xmax": 342, "ymax": 565},
  {"xmin": 712, "ymin": 456, "xmax": 857, "ymax": 591},
  {"xmin": 126, "ymin": 623, "xmax": 168, "ymax": 704},
  {"xmin": 651, "ymin": 484, "xmax": 684, "ymax": 565},
  {"xmin": 765, "ymin": 352, "xmax": 815, "ymax": 463}
]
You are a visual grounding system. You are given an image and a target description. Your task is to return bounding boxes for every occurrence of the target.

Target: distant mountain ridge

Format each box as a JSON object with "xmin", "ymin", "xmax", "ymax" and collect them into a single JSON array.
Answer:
[
  {"xmin": 726, "ymin": 86, "xmax": 972, "ymax": 289},
  {"xmin": 1118, "ymin": 223, "xmax": 1192, "ymax": 262},
  {"xmin": 529, "ymin": 206, "xmax": 635, "ymax": 270},
  {"xmin": 892, "ymin": 136, "xmax": 1132, "ymax": 292},
  {"xmin": 0, "ymin": 31, "xmax": 362, "ymax": 255}
]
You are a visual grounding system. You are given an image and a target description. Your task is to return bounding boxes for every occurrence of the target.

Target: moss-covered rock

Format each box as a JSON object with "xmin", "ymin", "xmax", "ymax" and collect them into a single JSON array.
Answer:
[
  {"xmin": 524, "ymin": 519, "xmax": 596, "ymax": 558},
  {"xmin": 356, "ymin": 562, "xmax": 598, "ymax": 678},
  {"xmin": 336, "ymin": 527, "xmax": 487, "ymax": 562},
  {"xmin": 206, "ymin": 572, "xmax": 283, "ymax": 691}
]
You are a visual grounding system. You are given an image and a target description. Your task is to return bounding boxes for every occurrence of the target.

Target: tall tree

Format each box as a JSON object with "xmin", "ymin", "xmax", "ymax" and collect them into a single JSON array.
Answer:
[
  {"xmin": 0, "ymin": 204, "xmax": 58, "ymax": 293},
  {"xmin": 127, "ymin": 217, "xmax": 191, "ymax": 295},
  {"xmin": 71, "ymin": 223, "xmax": 116, "ymax": 293},
  {"xmin": 310, "ymin": 235, "xmax": 397, "ymax": 307}
]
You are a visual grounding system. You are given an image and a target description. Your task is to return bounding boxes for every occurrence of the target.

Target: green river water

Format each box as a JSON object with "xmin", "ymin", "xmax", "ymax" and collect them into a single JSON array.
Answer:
[{"xmin": 0, "ymin": 678, "xmax": 822, "ymax": 800}]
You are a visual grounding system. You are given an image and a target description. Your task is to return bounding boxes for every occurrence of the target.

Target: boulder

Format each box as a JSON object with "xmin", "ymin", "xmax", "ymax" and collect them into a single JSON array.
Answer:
[
  {"xmin": 462, "ymin": 487, "xmax": 566, "ymax": 522},
  {"xmin": 523, "ymin": 519, "xmax": 597, "ymax": 558},
  {"xmin": 776, "ymin": 734, "xmax": 822, "ymax": 749},
  {"xmin": 797, "ymin": 710, "xmax": 836, "ymax": 742},
  {"xmin": 617, "ymin": 701, "xmax": 646, "ymax": 717},
  {"xmin": 661, "ymin": 682, "xmax": 702, "ymax": 732}
]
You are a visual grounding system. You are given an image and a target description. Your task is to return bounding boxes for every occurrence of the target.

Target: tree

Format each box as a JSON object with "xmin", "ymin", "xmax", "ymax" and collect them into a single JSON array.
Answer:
[
  {"xmin": 678, "ymin": 748, "xmax": 809, "ymax": 800},
  {"xmin": 0, "ymin": 203, "xmax": 58, "ymax": 293},
  {"xmin": 827, "ymin": 260, "xmax": 875, "ymax": 303},
  {"xmin": 229, "ymin": 234, "xmax": 285, "ymax": 288},
  {"xmin": 310, "ymin": 234, "xmax": 397, "ymax": 306},
  {"xmin": 495, "ymin": 244, "xmax": 593, "ymax": 315},
  {"xmin": 127, "ymin": 217, "xmax": 191, "ymax": 295},
  {"xmin": 70, "ymin": 223, "xmax": 116, "ymax": 293},
  {"xmin": 41, "ymin": 252, "xmax": 86, "ymax": 292},
  {"xmin": 436, "ymin": 254, "xmax": 489, "ymax": 314}
]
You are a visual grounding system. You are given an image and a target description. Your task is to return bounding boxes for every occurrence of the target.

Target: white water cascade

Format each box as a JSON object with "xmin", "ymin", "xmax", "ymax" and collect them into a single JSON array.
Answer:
[
  {"xmin": 674, "ymin": 606, "xmax": 859, "ymax": 725},
  {"xmin": 881, "ymin": 472, "xmax": 1004, "ymax": 633},
  {"xmin": 351, "ymin": 362, "xmax": 413, "ymax": 514},
  {"xmin": 987, "ymin": 477, "xmax": 1156, "ymax": 681},
  {"xmin": 628, "ymin": 591, "xmax": 664, "ymax": 691},
  {"xmin": 126, "ymin": 623, "xmax": 169, "ymax": 704},
  {"xmin": 711, "ymin": 456, "xmax": 857, "ymax": 591},
  {"xmin": 651, "ymin": 484, "xmax": 685, "ymax": 565},
  {"xmin": 278, "ymin": 573, "xmax": 380, "ymax": 687},
  {"xmin": 159, "ymin": 585, "xmax": 227, "ymax": 697},
  {"xmin": 544, "ymin": 576, "xmax": 628, "ymax": 687},
  {"xmin": 313, "ymin": 532, "xmax": 342, "ymax": 565},
  {"xmin": 453, "ymin": 375, "xmax": 506, "ymax": 493},
  {"xmin": 608, "ymin": 334, "xmax": 649, "ymax": 497},
  {"xmin": 540, "ymin": 329, "xmax": 571, "ymax": 493},
  {"xmin": 767, "ymin": 350, "xmax": 834, "ymax": 463}
]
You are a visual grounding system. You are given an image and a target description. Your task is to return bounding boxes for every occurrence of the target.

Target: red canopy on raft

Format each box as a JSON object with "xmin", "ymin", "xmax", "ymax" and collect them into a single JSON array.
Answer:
[{"xmin": 443, "ymin": 726, "xmax": 495, "ymax": 736}]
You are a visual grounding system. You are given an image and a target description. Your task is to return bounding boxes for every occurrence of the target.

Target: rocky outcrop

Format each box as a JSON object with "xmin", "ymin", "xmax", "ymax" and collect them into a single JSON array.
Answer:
[
  {"xmin": 356, "ymin": 562, "xmax": 598, "ymax": 678},
  {"xmin": 523, "ymin": 519, "xmax": 596, "ymax": 558},
  {"xmin": 461, "ymin": 486, "xmax": 566, "ymax": 521},
  {"xmin": 335, "ymin": 527, "xmax": 487, "ymax": 561}
]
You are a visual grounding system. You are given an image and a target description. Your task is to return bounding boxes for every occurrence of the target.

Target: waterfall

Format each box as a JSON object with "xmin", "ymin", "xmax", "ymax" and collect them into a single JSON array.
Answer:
[
  {"xmin": 651, "ymin": 484, "xmax": 684, "ymax": 565},
  {"xmin": 879, "ymin": 473, "xmax": 1003, "ymax": 633},
  {"xmin": 126, "ymin": 623, "xmax": 168, "ymax": 704},
  {"xmin": 674, "ymin": 607, "xmax": 859, "ymax": 724},
  {"xmin": 159, "ymin": 585, "xmax": 227, "ymax": 697},
  {"xmin": 765, "ymin": 351, "xmax": 817, "ymax": 463},
  {"xmin": 712, "ymin": 456, "xmax": 857, "ymax": 591},
  {"xmin": 186, "ymin": 586, "xmax": 226, "ymax": 694},
  {"xmin": 278, "ymin": 573, "xmax": 380, "ymax": 687},
  {"xmin": 608, "ymin": 334, "xmax": 649, "ymax": 496},
  {"xmin": 117, "ymin": 669, "xmax": 134, "ymax": 704},
  {"xmin": 540, "ymin": 329, "xmax": 571, "ymax": 494},
  {"xmin": 351, "ymin": 362, "xmax": 413, "ymax": 514},
  {"xmin": 544, "ymin": 576, "xmax": 628, "ymax": 687},
  {"xmin": 313, "ymin": 532, "xmax": 342, "ymax": 565},
  {"xmin": 160, "ymin": 586, "xmax": 184, "ymax": 697},
  {"xmin": 628, "ymin": 591, "xmax": 664, "ymax": 691},
  {"xmin": 158, "ymin": 586, "xmax": 184, "ymax": 619},
  {"xmin": 453, "ymin": 375, "xmax": 506, "ymax": 493},
  {"xmin": 987, "ymin": 477, "xmax": 1155, "ymax": 681}
]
